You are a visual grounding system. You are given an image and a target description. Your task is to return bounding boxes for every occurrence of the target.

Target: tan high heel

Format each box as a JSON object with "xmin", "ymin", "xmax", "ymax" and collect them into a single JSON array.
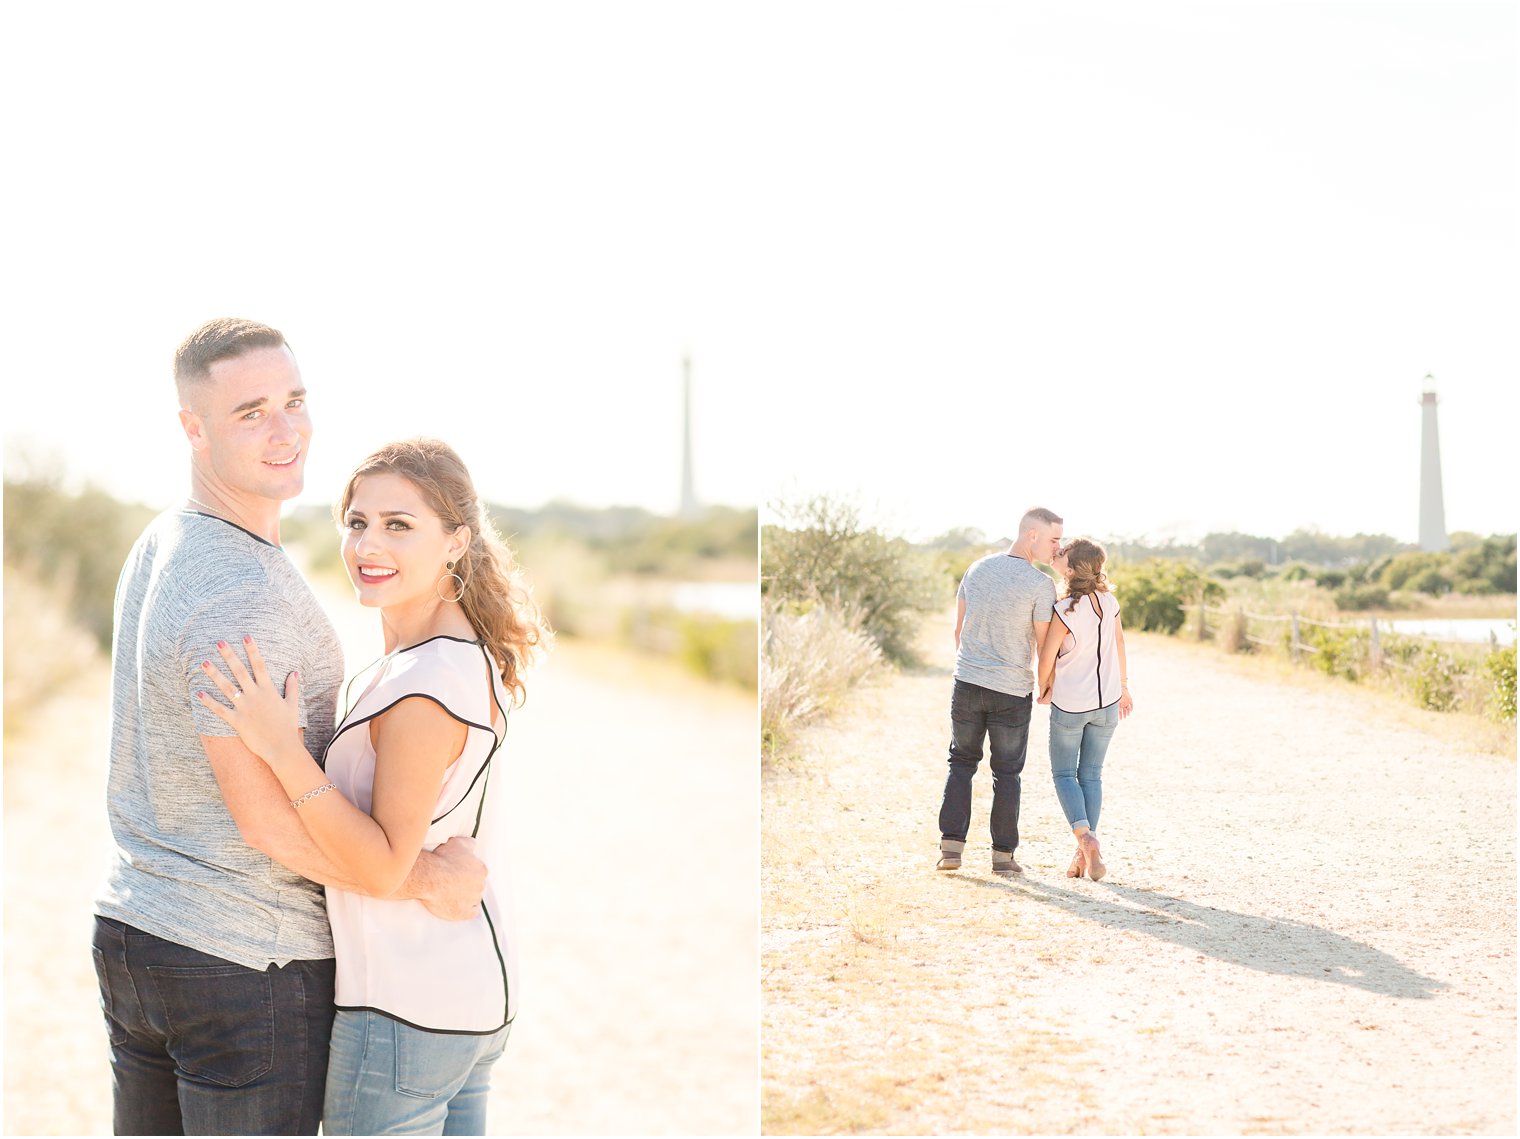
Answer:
[
  {"xmin": 1066, "ymin": 845, "xmax": 1086, "ymax": 878},
  {"xmin": 1080, "ymin": 832, "xmax": 1106, "ymax": 881}
]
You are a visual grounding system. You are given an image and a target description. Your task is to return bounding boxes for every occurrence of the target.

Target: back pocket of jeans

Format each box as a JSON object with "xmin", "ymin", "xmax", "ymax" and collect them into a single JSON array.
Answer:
[
  {"xmin": 393, "ymin": 1020, "xmax": 479, "ymax": 1099},
  {"xmin": 90, "ymin": 946, "xmax": 131, "ymax": 1048},
  {"xmin": 148, "ymin": 963, "xmax": 275, "ymax": 1087}
]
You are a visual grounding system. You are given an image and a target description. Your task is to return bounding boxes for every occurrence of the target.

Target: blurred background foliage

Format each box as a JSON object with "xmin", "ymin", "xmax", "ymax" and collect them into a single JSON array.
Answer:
[
  {"xmin": 5, "ymin": 477, "xmax": 158, "ymax": 650},
  {"xmin": 5, "ymin": 476, "xmax": 757, "ymax": 740}
]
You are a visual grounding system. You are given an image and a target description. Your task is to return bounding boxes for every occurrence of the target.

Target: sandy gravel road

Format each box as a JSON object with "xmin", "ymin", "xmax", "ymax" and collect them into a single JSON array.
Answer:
[
  {"xmin": 762, "ymin": 618, "xmax": 1515, "ymax": 1135},
  {"xmin": 4, "ymin": 581, "xmax": 758, "ymax": 1136}
]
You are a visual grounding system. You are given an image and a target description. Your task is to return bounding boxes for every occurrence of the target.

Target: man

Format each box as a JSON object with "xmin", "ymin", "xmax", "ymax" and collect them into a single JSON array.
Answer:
[
  {"xmin": 91, "ymin": 318, "xmax": 485, "ymax": 1135},
  {"xmin": 936, "ymin": 507, "xmax": 1063, "ymax": 877}
]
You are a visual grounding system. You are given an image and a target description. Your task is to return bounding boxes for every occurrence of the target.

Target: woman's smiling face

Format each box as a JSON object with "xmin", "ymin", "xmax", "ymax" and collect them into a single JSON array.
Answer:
[{"xmin": 342, "ymin": 472, "xmax": 465, "ymax": 609}]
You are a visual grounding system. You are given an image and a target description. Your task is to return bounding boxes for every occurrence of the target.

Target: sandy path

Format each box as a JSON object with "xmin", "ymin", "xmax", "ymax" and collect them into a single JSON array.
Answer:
[
  {"xmin": 762, "ymin": 617, "xmax": 1516, "ymax": 1135},
  {"xmin": 4, "ymin": 583, "xmax": 758, "ymax": 1136}
]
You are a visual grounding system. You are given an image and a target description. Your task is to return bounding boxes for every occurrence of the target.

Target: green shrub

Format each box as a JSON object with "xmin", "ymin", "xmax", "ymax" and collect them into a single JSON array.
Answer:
[
  {"xmin": 1214, "ymin": 559, "xmax": 1267, "ymax": 580},
  {"xmin": 763, "ymin": 496, "xmax": 942, "ymax": 665},
  {"xmin": 615, "ymin": 606, "xmax": 757, "ymax": 688},
  {"xmin": 1486, "ymin": 639, "xmax": 1516, "ymax": 720},
  {"xmin": 1450, "ymin": 536, "xmax": 1517, "ymax": 594},
  {"xmin": 1407, "ymin": 567, "xmax": 1450, "ymax": 596},
  {"xmin": 1333, "ymin": 583, "xmax": 1390, "ymax": 611},
  {"xmin": 1107, "ymin": 559, "xmax": 1221, "ymax": 635},
  {"xmin": 1381, "ymin": 551, "xmax": 1451, "ymax": 594},
  {"xmin": 1279, "ymin": 529, "xmax": 1402, "ymax": 566},
  {"xmin": 1408, "ymin": 645, "xmax": 1463, "ymax": 712},
  {"xmin": 493, "ymin": 501, "xmax": 757, "ymax": 577},
  {"xmin": 611, "ymin": 507, "xmax": 758, "ymax": 575},
  {"xmin": 1380, "ymin": 634, "xmax": 1496, "ymax": 715},
  {"xmin": 677, "ymin": 614, "xmax": 758, "ymax": 689},
  {"xmin": 1379, "ymin": 634, "xmax": 1425, "ymax": 669},
  {"xmin": 1301, "ymin": 623, "xmax": 1370, "ymax": 681}
]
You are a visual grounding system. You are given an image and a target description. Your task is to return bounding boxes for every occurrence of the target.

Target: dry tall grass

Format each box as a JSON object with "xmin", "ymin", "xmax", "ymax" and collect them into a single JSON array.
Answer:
[
  {"xmin": 761, "ymin": 602, "xmax": 881, "ymax": 761},
  {"xmin": 3, "ymin": 562, "xmax": 100, "ymax": 742}
]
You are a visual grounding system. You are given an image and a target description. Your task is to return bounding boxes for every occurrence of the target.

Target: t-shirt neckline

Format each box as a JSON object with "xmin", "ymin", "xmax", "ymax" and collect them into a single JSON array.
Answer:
[{"xmin": 182, "ymin": 509, "xmax": 280, "ymax": 550}]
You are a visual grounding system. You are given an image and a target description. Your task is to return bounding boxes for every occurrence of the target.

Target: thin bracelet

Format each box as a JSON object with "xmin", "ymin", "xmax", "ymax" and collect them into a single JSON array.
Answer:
[{"xmin": 291, "ymin": 782, "xmax": 337, "ymax": 809}]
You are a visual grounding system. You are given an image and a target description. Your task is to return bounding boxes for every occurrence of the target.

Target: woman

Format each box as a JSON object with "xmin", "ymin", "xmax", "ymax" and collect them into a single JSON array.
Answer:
[
  {"xmin": 199, "ymin": 437, "xmax": 548, "ymax": 1135},
  {"xmin": 1036, "ymin": 538, "xmax": 1134, "ymax": 882}
]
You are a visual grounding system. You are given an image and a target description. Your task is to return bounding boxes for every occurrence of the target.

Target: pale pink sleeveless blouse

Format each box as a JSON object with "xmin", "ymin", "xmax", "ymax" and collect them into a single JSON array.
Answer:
[
  {"xmin": 1050, "ymin": 591, "xmax": 1123, "ymax": 714},
  {"xmin": 322, "ymin": 635, "xmax": 517, "ymax": 1034}
]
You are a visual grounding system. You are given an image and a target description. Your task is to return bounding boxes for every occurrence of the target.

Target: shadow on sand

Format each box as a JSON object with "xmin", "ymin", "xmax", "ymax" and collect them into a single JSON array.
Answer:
[{"xmin": 953, "ymin": 875, "xmax": 1447, "ymax": 1000}]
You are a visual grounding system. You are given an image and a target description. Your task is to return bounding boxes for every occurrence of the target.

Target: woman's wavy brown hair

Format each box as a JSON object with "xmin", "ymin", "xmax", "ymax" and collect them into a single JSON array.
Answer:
[
  {"xmin": 1060, "ymin": 537, "xmax": 1111, "ymax": 616},
  {"xmin": 337, "ymin": 438, "xmax": 550, "ymax": 704}
]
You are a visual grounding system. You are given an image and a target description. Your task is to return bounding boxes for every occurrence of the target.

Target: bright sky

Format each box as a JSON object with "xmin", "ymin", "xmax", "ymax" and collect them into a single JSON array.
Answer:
[
  {"xmin": 5, "ymin": 3, "xmax": 1516, "ymax": 544},
  {"xmin": 3, "ymin": 3, "xmax": 765, "ymax": 516},
  {"xmin": 747, "ymin": 1, "xmax": 1518, "ymax": 545}
]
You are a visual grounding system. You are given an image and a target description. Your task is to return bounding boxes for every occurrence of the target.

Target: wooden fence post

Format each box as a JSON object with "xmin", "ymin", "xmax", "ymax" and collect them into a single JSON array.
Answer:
[
  {"xmin": 1369, "ymin": 618, "xmax": 1382, "ymax": 670},
  {"xmin": 1291, "ymin": 612, "xmax": 1301, "ymax": 659}
]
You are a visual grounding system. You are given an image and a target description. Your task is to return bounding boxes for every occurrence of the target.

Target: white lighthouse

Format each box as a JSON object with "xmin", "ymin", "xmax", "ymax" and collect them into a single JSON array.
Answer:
[
  {"xmin": 1418, "ymin": 377, "xmax": 1447, "ymax": 552},
  {"xmin": 678, "ymin": 353, "xmax": 701, "ymax": 518}
]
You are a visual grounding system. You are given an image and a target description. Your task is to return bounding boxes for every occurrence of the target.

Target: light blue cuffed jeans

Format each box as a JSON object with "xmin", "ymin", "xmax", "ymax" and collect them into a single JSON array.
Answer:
[
  {"xmin": 322, "ymin": 1009, "xmax": 510, "ymax": 1136},
  {"xmin": 1048, "ymin": 703, "xmax": 1121, "ymax": 833}
]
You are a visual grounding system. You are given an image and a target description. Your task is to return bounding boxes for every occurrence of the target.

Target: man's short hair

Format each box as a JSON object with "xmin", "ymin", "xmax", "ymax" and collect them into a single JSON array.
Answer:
[
  {"xmin": 1019, "ymin": 507, "xmax": 1063, "ymax": 534},
  {"xmin": 174, "ymin": 318, "xmax": 287, "ymax": 403}
]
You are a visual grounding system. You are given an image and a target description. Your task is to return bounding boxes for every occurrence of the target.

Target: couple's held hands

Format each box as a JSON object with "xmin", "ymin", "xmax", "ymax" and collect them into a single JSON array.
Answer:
[
  {"xmin": 1037, "ymin": 684, "xmax": 1133, "ymax": 715},
  {"xmin": 198, "ymin": 636, "xmax": 304, "ymax": 770}
]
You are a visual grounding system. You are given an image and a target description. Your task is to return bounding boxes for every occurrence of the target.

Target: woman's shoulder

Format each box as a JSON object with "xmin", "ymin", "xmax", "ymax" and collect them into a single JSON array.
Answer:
[
  {"xmin": 362, "ymin": 637, "xmax": 489, "ymax": 709},
  {"xmin": 394, "ymin": 635, "xmax": 489, "ymax": 681}
]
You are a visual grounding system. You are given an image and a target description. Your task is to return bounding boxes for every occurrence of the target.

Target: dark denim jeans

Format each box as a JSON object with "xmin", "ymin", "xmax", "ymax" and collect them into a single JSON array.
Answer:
[
  {"xmin": 91, "ymin": 916, "xmax": 335, "ymax": 1136},
  {"xmin": 938, "ymin": 679, "xmax": 1033, "ymax": 853}
]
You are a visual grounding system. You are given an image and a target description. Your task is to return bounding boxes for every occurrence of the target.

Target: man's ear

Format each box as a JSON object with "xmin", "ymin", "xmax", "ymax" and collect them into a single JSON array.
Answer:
[{"xmin": 179, "ymin": 407, "xmax": 209, "ymax": 452}]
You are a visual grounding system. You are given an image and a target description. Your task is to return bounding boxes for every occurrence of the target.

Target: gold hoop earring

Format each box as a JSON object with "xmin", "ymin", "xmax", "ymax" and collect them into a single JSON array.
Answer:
[{"xmin": 436, "ymin": 560, "xmax": 465, "ymax": 603}]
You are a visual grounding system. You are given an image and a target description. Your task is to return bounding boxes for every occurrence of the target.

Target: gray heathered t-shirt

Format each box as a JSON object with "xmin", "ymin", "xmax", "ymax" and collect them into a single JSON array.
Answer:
[
  {"xmin": 953, "ymin": 552, "xmax": 1058, "ymax": 697},
  {"xmin": 93, "ymin": 510, "xmax": 344, "ymax": 969}
]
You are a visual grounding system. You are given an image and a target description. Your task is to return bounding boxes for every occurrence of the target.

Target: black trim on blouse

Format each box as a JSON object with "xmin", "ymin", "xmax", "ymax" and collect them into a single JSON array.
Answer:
[
  {"xmin": 325, "ymin": 636, "xmax": 514, "ymax": 1036},
  {"xmin": 331, "ymin": 1003, "xmax": 511, "ymax": 1035}
]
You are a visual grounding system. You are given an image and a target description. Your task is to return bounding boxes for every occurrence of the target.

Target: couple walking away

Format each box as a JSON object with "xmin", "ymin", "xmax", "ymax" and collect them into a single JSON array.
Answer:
[
  {"xmin": 936, "ymin": 508, "xmax": 1135, "ymax": 880},
  {"xmin": 91, "ymin": 318, "xmax": 549, "ymax": 1135}
]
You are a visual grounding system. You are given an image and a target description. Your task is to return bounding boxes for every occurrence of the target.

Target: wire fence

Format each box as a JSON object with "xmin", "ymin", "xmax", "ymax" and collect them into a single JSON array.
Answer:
[
  {"xmin": 1183, "ymin": 605, "xmax": 1507, "ymax": 673},
  {"xmin": 1174, "ymin": 603, "xmax": 1514, "ymax": 720}
]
